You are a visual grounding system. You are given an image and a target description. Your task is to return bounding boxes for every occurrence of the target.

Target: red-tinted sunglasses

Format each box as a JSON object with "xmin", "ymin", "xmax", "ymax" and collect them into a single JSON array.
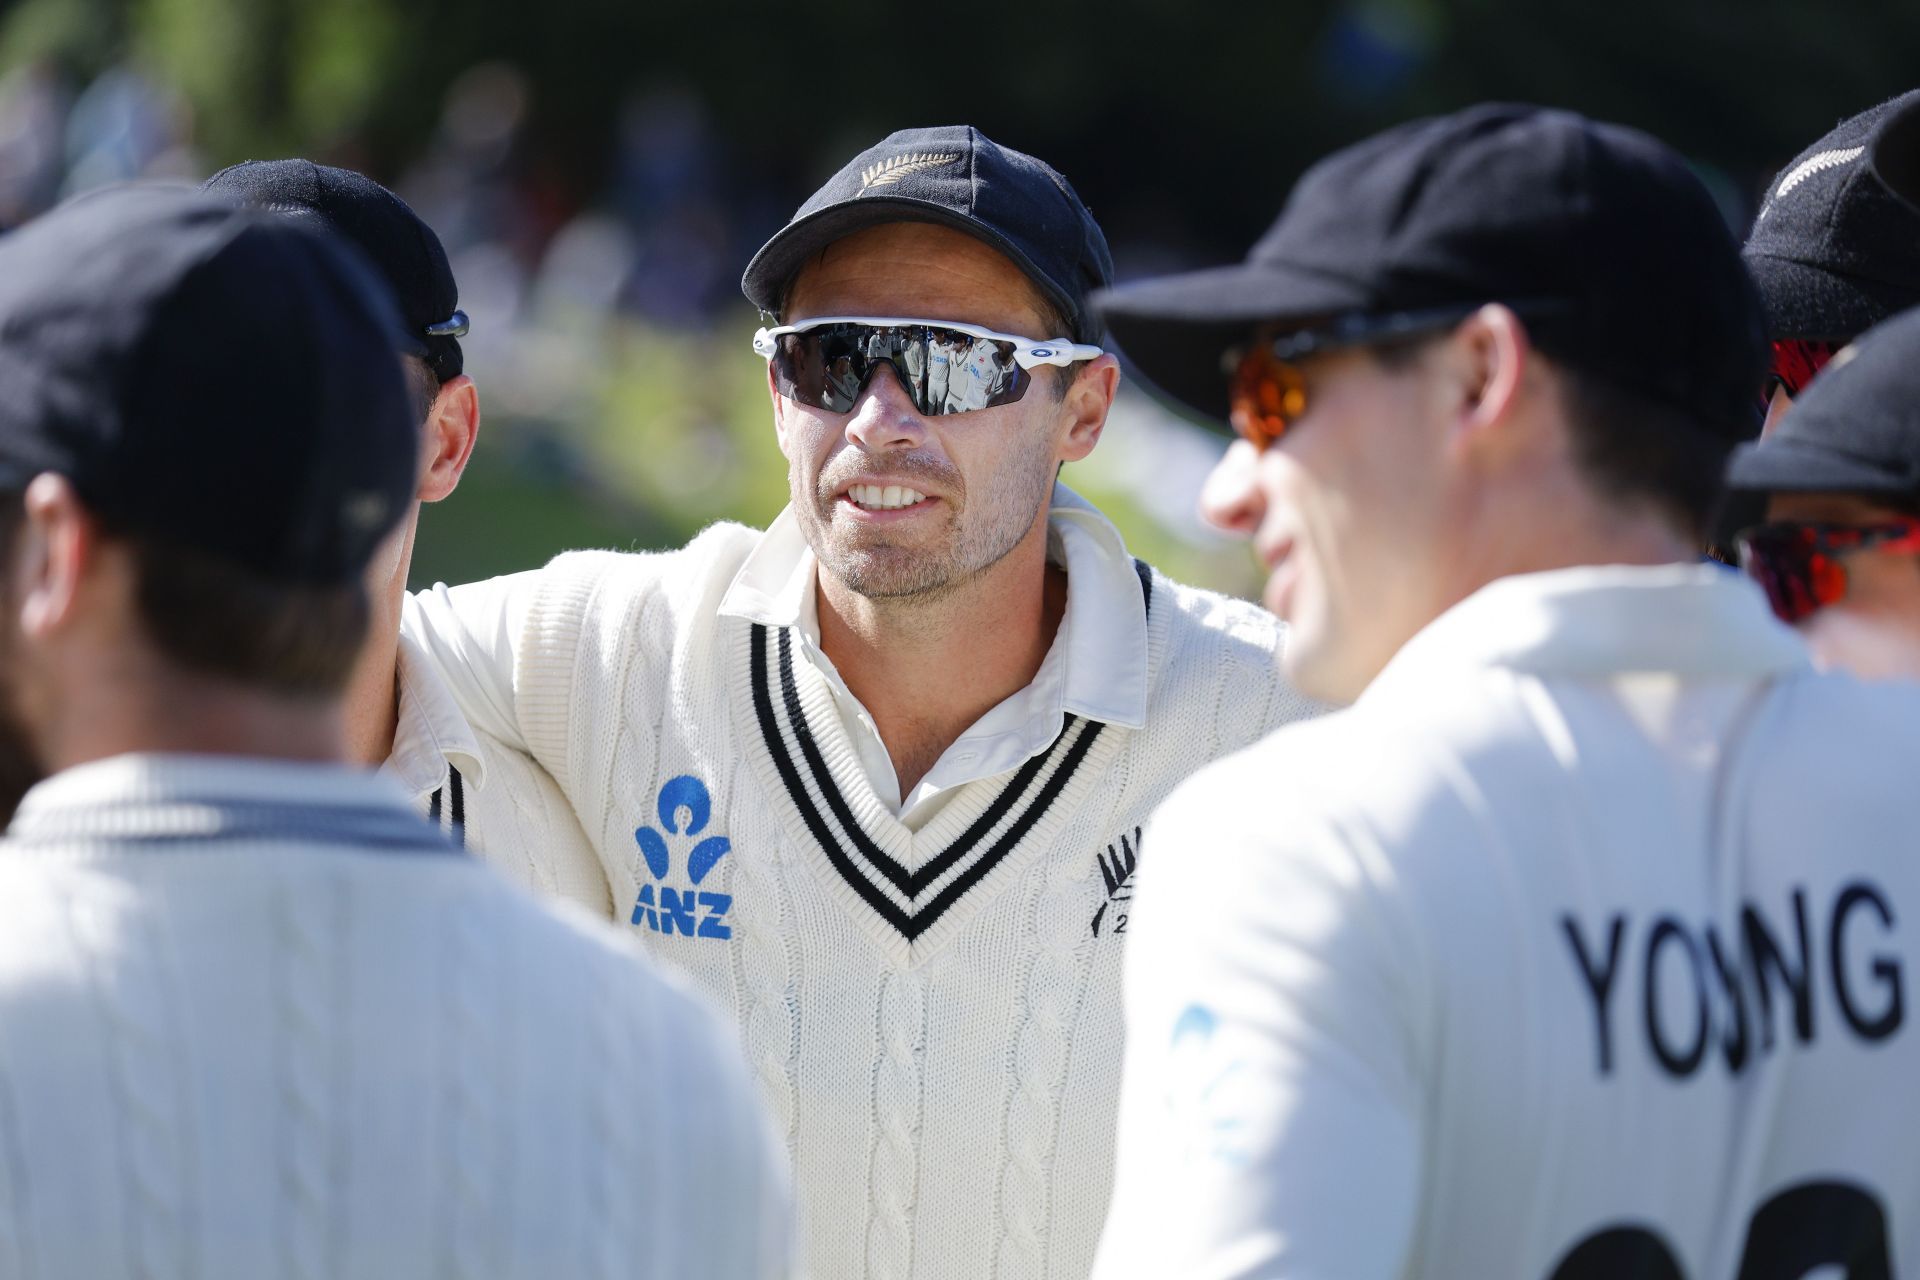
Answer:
[
  {"xmin": 1761, "ymin": 339, "xmax": 1842, "ymax": 408},
  {"xmin": 1735, "ymin": 518, "xmax": 1920, "ymax": 623}
]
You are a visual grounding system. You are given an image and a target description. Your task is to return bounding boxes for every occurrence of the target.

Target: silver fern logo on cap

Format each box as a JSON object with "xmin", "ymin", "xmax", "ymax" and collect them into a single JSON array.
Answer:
[
  {"xmin": 859, "ymin": 151, "xmax": 962, "ymax": 193},
  {"xmin": 1758, "ymin": 146, "xmax": 1866, "ymax": 221}
]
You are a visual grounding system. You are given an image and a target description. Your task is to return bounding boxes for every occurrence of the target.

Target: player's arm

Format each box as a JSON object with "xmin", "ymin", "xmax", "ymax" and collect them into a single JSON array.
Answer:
[
  {"xmin": 401, "ymin": 570, "xmax": 541, "ymax": 752},
  {"xmin": 1093, "ymin": 746, "xmax": 1429, "ymax": 1280}
]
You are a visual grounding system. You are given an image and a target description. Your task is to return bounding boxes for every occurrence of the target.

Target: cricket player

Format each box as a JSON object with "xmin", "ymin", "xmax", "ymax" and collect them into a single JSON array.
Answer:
[
  {"xmin": 399, "ymin": 126, "xmax": 1317, "ymax": 1278},
  {"xmin": 1090, "ymin": 105, "xmax": 1920, "ymax": 1278},
  {"xmin": 1742, "ymin": 90, "xmax": 1920, "ymax": 437},
  {"xmin": 202, "ymin": 159, "xmax": 611, "ymax": 912},
  {"xmin": 0, "ymin": 184, "xmax": 788, "ymax": 1276},
  {"xmin": 1722, "ymin": 306, "xmax": 1920, "ymax": 679}
]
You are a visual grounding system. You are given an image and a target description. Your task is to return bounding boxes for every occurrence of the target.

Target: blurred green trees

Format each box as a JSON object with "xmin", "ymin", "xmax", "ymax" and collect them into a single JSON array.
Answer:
[{"xmin": 7, "ymin": 0, "xmax": 1918, "ymax": 593}]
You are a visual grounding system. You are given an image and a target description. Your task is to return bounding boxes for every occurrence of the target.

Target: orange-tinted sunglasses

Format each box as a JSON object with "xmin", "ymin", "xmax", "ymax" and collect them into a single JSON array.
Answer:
[
  {"xmin": 1222, "ymin": 304, "xmax": 1499, "ymax": 451},
  {"xmin": 1229, "ymin": 345, "xmax": 1308, "ymax": 451}
]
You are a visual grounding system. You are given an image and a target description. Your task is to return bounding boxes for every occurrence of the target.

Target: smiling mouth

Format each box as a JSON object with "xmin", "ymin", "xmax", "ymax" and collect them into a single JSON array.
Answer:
[{"xmin": 842, "ymin": 483, "xmax": 930, "ymax": 512}]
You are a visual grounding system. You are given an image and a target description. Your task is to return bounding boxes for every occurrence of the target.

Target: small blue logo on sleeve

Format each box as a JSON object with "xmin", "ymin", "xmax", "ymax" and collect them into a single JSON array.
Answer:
[
  {"xmin": 631, "ymin": 774, "xmax": 733, "ymax": 939},
  {"xmin": 1166, "ymin": 1002, "xmax": 1256, "ymax": 1168}
]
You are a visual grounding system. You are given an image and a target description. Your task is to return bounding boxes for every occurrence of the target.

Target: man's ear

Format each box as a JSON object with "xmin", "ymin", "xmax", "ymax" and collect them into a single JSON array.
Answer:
[
  {"xmin": 1055, "ymin": 353, "xmax": 1120, "ymax": 465},
  {"xmin": 418, "ymin": 374, "xmax": 480, "ymax": 504},
  {"xmin": 1446, "ymin": 303, "xmax": 1531, "ymax": 446},
  {"xmin": 18, "ymin": 473, "xmax": 96, "ymax": 642}
]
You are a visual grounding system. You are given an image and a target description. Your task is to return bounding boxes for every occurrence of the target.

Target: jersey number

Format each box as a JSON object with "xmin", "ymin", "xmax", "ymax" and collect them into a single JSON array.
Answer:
[{"xmin": 1548, "ymin": 1180, "xmax": 1890, "ymax": 1279}]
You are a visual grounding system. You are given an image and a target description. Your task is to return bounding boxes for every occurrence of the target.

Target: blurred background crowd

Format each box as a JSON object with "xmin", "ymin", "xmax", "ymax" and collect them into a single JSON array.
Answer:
[{"xmin": 3, "ymin": 0, "xmax": 1916, "ymax": 595}]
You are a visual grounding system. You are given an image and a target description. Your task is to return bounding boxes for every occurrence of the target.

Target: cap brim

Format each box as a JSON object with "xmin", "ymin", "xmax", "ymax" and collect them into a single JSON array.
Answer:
[
  {"xmin": 1742, "ymin": 250, "xmax": 1916, "ymax": 340},
  {"xmin": 741, "ymin": 197, "xmax": 1078, "ymax": 331},
  {"xmin": 1724, "ymin": 436, "xmax": 1912, "ymax": 496},
  {"xmin": 1871, "ymin": 96, "xmax": 1920, "ymax": 212},
  {"xmin": 1091, "ymin": 262, "xmax": 1370, "ymax": 430}
]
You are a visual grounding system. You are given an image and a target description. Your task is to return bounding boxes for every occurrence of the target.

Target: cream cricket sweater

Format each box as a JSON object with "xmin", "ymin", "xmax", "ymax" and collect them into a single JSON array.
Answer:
[
  {"xmin": 389, "ymin": 633, "xmax": 613, "ymax": 914},
  {"xmin": 0, "ymin": 754, "xmax": 790, "ymax": 1280},
  {"xmin": 406, "ymin": 511, "xmax": 1316, "ymax": 1280}
]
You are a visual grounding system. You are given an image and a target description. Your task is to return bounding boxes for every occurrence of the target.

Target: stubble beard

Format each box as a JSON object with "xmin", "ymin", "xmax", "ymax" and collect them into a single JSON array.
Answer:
[{"xmin": 803, "ymin": 435, "xmax": 1058, "ymax": 605}]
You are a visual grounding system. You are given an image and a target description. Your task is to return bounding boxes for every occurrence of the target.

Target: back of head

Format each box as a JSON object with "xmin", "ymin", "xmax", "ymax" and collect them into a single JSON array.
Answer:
[
  {"xmin": 201, "ymin": 158, "xmax": 467, "ymax": 388},
  {"xmin": 0, "ymin": 183, "xmax": 419, "ymax": 694}
]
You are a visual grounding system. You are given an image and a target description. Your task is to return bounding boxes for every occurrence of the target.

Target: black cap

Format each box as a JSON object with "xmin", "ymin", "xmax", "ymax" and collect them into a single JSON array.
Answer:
[
  {"xmin": 741, "ymin": 126, "xmax": 1113, "ymax": 343},
  {"xmin": 1725, "ymin": 305, "xmax": 1920, "ymax": 501},
  {"xmin": 202, "ymin": 158, "xmax": 467, "ymax": 382},
  {"xmin": 1870, "ymin": 92, "xmax": 1920, "ymax": 212},
  {"xmin": 1742, "ymin": 90, "xmax": 1920, "ymax": 342},
  {"xmin": 1092, "ymin": 104, "xmax": 1765, "ymax": 441},
  {"xmin": 0, "ymin": 183, "xmax": 418, "ymax": 584}
]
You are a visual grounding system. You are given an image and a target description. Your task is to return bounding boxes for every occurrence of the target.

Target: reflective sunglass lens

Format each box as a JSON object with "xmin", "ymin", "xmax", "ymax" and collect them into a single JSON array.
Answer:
[{"xmin": 768, "ymin": 324, "xmax": 1030, "ymax": 416}]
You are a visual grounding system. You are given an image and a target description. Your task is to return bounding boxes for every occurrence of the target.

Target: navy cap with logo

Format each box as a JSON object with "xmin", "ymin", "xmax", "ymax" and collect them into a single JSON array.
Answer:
[
  {"xmin": 0, "ymin": 183, "xmax": 419, "ymax": 584},
  {"xmin": 1725, "ymin": 305, "xmax": 1920, "ymax": 502},
  {"xmin": 741, "ymin": 125, "xmax": 1113, "ymax": 343},
  {"xmin": 1092, "ymin": 104, "xmax": 1765, "ymax": 442},
  {"xmin": 202, "ymin": 158, "xmax": 468, "ymax": 383},
  {"xmin": 1871, "ymin": 92, "xmax": 1920, "ymax": 213},
  {"xmin": 1742, "ymin": 90, "xmax": 1920, "ymax": 342}
]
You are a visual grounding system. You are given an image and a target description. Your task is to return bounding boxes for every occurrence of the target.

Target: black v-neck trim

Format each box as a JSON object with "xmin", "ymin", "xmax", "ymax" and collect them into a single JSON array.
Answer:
[
  {"xmin": 741, "ymin": 556, "xmax": 1154, "ymax": 946},
  {"xmin": 750, "ymin": 623, "xmax": 1101, "ymax": 943}
]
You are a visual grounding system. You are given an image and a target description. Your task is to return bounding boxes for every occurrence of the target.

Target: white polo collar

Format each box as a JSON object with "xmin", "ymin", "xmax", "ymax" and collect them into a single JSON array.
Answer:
[
  {"xmin": 1363, "ymin": 563, "xmax": 1810, "ymax": 705},
  {"xmin": 719, "ymin": 481, "xmax": 1151, "ymax": 732},
  {"xmin": 383, "ymin": 632, "xmax": 489, "ymax": 802}
]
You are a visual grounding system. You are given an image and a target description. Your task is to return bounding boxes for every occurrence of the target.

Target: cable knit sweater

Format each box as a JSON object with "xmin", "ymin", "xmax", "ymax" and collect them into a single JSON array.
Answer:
[
  {"xmin": 0, "ymin": 754, "xmax": 790, "ymax": 1280},
  {"xmin": 405, "ymin": 520, "xmax": 1317, "ymax": 1280}
]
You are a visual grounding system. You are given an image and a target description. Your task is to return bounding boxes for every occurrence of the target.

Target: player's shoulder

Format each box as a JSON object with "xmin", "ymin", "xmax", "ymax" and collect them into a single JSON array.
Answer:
[
  {"xmin": 515, "ymin": 520, "xmax": 771, "ymax": 667},
  {"xmin": 1754, "ymin": 665, "xmax": 1920, "ymax": 800},
  {"xmin": 536, "ymin": 520, "xmax": 766, "ymax": 610},
  {"xmin": 1146, "ymin": 564, "xmax": 1284, "ymax": 658},
  {"xmin": 1139, "ymin": 563, "xmax": 1325, "ymax": 737}
]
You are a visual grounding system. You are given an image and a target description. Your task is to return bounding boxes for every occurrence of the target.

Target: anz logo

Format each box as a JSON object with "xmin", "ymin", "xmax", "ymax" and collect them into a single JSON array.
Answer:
[{"xmin": 631, "ymin": 775, "xmax": 733, "ymax": 940}]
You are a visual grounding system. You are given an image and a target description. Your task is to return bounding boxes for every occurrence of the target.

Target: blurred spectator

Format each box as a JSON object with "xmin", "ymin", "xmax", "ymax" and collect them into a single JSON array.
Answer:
[
  {"xmin": 0, "ymin": 61, "xmax": 69, "ymax": 229},
  {"xmin": 61, "ymin": 63, "xmax": 197, "ymax": 196}
]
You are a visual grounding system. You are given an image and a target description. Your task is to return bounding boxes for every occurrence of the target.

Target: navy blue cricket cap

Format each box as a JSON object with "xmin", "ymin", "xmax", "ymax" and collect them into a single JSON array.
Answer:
[
  {"xmin": 1093, "ymin": 104, "xmax": 1766, "ymax": 442},
  {"xmin": 1725, "ymin": 305, "xmax": 1920, "ymax": 502},
  {"xmin": 741, "ymin": 125, "xmax": 1114, "ymax": 343},
  {"xmin": 0, "ymin": 183, "xmax": 418, "ymax": 584},
  {"xmin": 1743, "ymin": 90, "xmax": 1920, "ymax": 343},
  {"xmin": 202, "ymin": 158, "xmax": 467, "ymax": 382},
  {"xmin": 1871, "ymin": 92, "xmax": 1920, "ymax": 213}
]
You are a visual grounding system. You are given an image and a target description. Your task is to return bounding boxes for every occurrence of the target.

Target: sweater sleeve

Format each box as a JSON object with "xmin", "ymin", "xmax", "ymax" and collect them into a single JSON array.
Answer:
[{"xmin": 402, "ymin": 570, "xmax": 544, "ymax": 752}]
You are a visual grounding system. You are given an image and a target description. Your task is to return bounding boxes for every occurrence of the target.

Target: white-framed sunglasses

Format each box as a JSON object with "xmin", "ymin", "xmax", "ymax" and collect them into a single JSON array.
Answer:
[{"xmin": 751, "ymin": 315, "xmax": 1104, "ymax": 415}]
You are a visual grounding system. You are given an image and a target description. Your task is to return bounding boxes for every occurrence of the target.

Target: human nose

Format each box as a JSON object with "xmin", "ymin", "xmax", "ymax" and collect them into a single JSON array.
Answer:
[
  {"xmin": 843, "ymin": 362, "xmax": 930, "ymax": 453},
  {"xmin": 1199, "ymin": 438, "xmax": 1266, "ymax": 536}
]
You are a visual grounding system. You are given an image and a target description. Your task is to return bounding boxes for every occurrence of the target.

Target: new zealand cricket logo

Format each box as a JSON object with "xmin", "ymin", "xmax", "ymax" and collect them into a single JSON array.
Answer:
[{"xmin": 1090, "ymin": 827, "xmax": 1140, "ymax": 938}]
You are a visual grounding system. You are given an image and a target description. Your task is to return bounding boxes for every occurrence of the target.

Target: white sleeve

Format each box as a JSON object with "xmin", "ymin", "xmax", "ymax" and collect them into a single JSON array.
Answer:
[
  {"xmin": 401, "ymin": 572, "xmax": 543, "ymax": 753},
  {"xmin": 1093, "ymin": 746, "xmax": 1427, "ymax": 1280}
]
